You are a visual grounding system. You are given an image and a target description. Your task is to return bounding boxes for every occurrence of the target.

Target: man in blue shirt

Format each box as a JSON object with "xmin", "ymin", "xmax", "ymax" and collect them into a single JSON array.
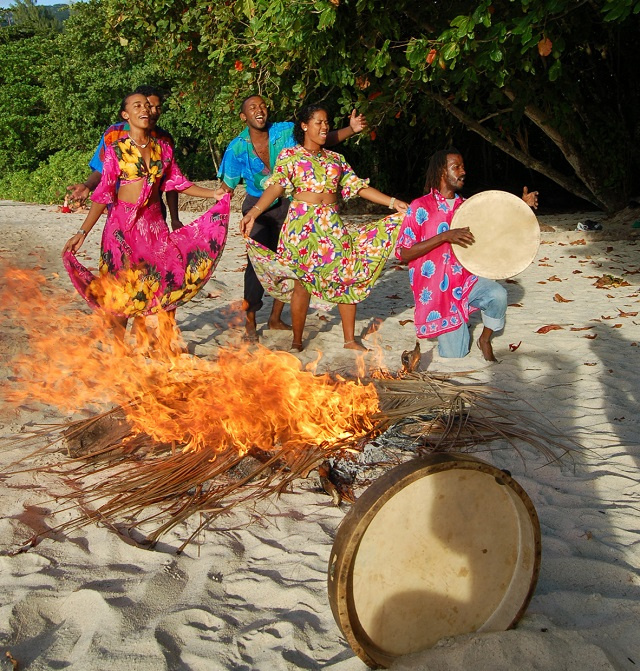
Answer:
[{"xmin": 218, "ymin": 94, "xmax": 367, "ymax": 341}]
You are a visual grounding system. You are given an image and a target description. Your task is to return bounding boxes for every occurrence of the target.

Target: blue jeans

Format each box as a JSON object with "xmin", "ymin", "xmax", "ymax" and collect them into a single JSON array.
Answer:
[{"xmin": 437, "ymin": 278, "xmax": 507, "ymax": 358}]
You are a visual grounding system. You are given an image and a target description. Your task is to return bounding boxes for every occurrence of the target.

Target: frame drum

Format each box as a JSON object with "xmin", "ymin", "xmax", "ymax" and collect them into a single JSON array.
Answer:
[
  {"xmin": 450, "ymin": 190, "xmax": 540, "ymax": 279},
  {"xmin": 327, "ymin": 453, "xmax": 541, "ymax": 669}
]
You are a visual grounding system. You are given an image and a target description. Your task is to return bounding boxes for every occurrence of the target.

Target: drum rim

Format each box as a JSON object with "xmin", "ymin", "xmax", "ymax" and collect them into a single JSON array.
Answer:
[
  {"xmin": 327, "ymin": 453, "xmax": 542, "ymax": 669},
  {"xmin": 450, "ymin": 189, "xmax": 540, "ymax": 280}
]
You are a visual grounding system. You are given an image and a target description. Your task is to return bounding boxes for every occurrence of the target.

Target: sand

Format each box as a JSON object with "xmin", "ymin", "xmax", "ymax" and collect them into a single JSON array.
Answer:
[{"xmin": 0, "ymin": 199, "xmax": 639, "ymax": 670}]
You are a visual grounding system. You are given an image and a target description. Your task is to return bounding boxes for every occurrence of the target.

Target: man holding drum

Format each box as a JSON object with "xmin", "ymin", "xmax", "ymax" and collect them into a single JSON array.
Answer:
[{"xmin": 396, "ymin": 148, "xmax": 538, "ymax": 362}]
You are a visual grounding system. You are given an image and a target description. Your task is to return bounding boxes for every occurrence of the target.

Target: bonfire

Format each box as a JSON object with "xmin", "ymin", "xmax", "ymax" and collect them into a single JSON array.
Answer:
[{"xmin": 0, "ymin": 266, "xmax": 573, "ymax": 552}]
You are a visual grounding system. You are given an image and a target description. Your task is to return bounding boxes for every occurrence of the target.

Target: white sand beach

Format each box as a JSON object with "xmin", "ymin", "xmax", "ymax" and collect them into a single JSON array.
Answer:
[{"xmin": 0, "ymin": 198, "xmax": 639, "ymax": 670}]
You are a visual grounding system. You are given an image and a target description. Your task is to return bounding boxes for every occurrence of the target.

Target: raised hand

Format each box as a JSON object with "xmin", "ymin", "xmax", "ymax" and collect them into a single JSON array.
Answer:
[
  {"xmin": 522, "ymin": 186, "xmax": 539, "ymax": 209},
  {"xmin": 349, "ymin": 109, "xmax": 368, "ymax": 134}
]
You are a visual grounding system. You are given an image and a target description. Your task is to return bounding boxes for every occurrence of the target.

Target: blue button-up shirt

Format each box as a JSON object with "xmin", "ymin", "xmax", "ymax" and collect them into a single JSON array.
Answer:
[{"xmin": 217, "ymin": 121, "xmax": 296, "ymax": 197}]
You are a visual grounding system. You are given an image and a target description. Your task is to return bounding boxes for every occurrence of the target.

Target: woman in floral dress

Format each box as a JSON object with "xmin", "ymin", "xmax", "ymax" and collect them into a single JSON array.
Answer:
[
  {"xmin": 240, "ymin": 103, "xmax": 408, "ymax": 351},
  {"xmin": 62, "ymin": 92, "xmax": 229, "ymax": 342}
]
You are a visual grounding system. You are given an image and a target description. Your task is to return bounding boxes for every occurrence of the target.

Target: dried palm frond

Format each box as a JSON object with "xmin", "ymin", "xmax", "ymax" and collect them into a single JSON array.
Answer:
[
  {"xmin": 373, "ymin": 371, "xmax": 578, "ymax": 463},
  {"xmin": 2, "ymin": 370, "xmax": 577, "ymax": 552}
]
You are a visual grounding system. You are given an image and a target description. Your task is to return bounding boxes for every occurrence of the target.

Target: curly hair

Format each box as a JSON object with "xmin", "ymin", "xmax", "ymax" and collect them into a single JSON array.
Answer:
[
  {"xmin": 423, "ymin": 147, "xmax": 462, "ymax": 193},
  {"xmin": 134, "ymin": 85, "xmax": 164, "ymax": 101},
  {"xmin": 293, "ymin": 103, "xmax": 329, "ymax": 145}
]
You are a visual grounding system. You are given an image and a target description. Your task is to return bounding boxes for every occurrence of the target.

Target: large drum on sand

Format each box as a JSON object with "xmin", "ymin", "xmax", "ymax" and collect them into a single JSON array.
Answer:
[
  {"xmin": 450, "ymin": 190, "xmax": 540, "ymax": 279},
  {"xmin": 327, "ymin": 453, "xmax": 541, "ymax": 669}
]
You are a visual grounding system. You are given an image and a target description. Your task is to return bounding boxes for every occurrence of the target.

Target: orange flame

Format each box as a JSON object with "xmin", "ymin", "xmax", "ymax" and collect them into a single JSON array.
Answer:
[{"xmin": 1, "ymin": 266, "xmax": 379, "ymax": 456}]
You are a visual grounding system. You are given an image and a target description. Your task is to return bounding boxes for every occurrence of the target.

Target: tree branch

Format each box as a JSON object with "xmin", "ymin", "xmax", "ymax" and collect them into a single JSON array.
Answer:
[
  {"xmin": 503, "ymin": 88, "xmax": 623, "ymax": 210},
  {"xmin": 428, "ymin": 92, "xmax": 604, "ymax": 209}
]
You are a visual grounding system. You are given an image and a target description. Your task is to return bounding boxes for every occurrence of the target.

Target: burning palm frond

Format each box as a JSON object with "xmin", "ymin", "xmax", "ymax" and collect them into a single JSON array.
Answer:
[{"xmin": 0, "ymin": 265, "xmax": 578, "ymax": 551}]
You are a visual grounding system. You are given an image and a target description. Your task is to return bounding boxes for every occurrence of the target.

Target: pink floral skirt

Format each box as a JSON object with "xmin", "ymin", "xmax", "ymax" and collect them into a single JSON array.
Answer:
[{"xmin": 63, "ymin": 195, "xmax": 230, "ymax": 317}]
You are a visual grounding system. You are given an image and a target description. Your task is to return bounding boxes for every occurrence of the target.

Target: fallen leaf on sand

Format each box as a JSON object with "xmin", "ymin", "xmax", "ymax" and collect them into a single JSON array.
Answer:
[
  {"xmin": 539, "ymin": 263, "xmax": 553, "ymax": 267},
  {"xmin": 584, "ymin": 334, "xmax": 598, "ymax": 339},
  {"xmin": 572, "ymin": 270, "xmax": 582, "ymax": 274},
  {"xmin": 570, "ymin": 326, "xmax": 594, "ymax": 331},
  {"xmin": 509, "ymin": 341, "xmax": 522, "ymax": 352},
  {"xmin": 594, "ymin": 274, "xmax": 630, "ymax": 288},
  {"xmin": 536, "ymin": 324, "xmax": 564, "ymax": 334},
  {"xmin": 553, "ymin": 293, "xmax": 573, "ymax": 303},
  {"xmin": 537, "ymin": 281, "xmax": 547, "ymax": 285},
  {"xmin": 601, "ymin": 315, "xmax": 613, "ymax": 320},
  {"xmin": 509, "ymin": 302, "xmax": 523, "ymax": 307},
  {"xmin": 233, "ymin": 265, "xmax": 247, "ymax": 272},
  {"xmin": 505, "ymin": 279, "xmax": 518, "ymax": 284},
  {"xmin": 570, "ymin": 239, "xmax": 587, "ymax": 245},
  {"xmin": 618, "ymin": 309, "xmax": 638, "ymax": 317},
  {"xmin": 613, "ymin": 324, "xmax": 623, "ymax": 328},
  {"xmin": 548, "ymin": 275, "xmax": 563, "ymax": 282},
  {"xmin": 399, "ymin": 319, "xmax": 414, "ymax": 326},
  {"xmin": 584, "ymin": 363, "xmax": 597, "ymax": 367},
  {"xmin": 385, "ymin": 294, "xmax": 401, "ymax": 299}
]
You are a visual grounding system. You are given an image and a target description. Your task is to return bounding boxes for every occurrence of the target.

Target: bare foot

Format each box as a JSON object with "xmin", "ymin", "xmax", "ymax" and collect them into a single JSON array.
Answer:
[
  {"xmin": 244, "ymin": 312, "xmax": 259, "ymax": 342},
  {"xmin": 290, "ymin": 341, "xmax": 304, "ymax": 352},
  {"xmin": 476, "ymin": 338, "xmax": 498, "ymax": 362},
  {"xmin": 267, "ymin": 318, "xmax": 292, "ymax": 331},
  {"xmin": 344, "ymin": 339, "xmax": 370, "ymax": 352}
]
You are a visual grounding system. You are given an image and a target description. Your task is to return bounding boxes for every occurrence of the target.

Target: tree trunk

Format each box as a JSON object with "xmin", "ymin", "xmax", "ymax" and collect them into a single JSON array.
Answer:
[
  {"xmin": 503, "ymin": 89, "xmax": 625, "ymax": 212},
  {"xmin": 429, "ymin": 92, "xmax": 608, "ymax": 210}
]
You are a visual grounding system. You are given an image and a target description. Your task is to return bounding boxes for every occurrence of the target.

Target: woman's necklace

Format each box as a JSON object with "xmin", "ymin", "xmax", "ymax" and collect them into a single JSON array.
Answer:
[
  {"xmin": 130, "ymin": 136, "xmax": 151, "ymax": 149},
  {"xmin": 304, "ymin": 145, "xmax": 324, "ymax": 157}
]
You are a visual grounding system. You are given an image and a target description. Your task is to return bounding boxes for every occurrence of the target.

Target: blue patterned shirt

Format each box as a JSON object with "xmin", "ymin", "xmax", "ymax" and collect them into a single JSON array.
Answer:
[{"xmin": 217, "ymin": 121, "xmax": 296, "ymax": 197}]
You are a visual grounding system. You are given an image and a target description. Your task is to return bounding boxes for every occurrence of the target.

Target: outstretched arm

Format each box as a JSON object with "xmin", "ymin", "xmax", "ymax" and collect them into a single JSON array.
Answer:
[
  {"xmin": 325, "ymin": 109, "xmax": 368, "ymax": 147},
  {"xmin": 180, "ymin": 184, "xmax": 227, "ymax": 200},
  {"xmin": 398, "ymin": 228, "xmax": 475, "ymax": 263},
  {"xmin": 239, "ymin": 184, "xmax": 285, "ymax": 236},
  {"xmin": 62, "ymin": 201, "xmax": 107, "ymax": 255},
  {"xmin": 358, "ymin": 186, "xmax": 408, "ymax": 213},
  {"xmin": 67, "ymin": 170, "xmax": 102, "ymax": 204}
]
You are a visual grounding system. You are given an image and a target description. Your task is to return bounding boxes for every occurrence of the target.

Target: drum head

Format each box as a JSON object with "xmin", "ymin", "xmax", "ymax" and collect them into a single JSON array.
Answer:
[
  {"xmin": 328, "ymin": 453, "xmax": 541, "ymax": 669},
  {"xmin": 450, "ymin": 190, "xmax": 540, "ymax": 279}
]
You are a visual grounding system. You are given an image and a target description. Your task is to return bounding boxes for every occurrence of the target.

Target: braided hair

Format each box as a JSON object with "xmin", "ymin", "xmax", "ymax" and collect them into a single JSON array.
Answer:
[
  {"xmin": 423, "ymin": 147, "xmax": 462, "ymax": 194},
  {"xmin": 293, "ymin": 103, "xmax": 329, "ymax": 145}
]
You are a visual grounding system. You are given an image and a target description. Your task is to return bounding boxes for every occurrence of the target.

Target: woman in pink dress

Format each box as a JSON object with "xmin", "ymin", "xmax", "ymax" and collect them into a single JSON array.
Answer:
[{"xmin": 62, "ymin": 92, "xmax": 230, "ymax": 343}]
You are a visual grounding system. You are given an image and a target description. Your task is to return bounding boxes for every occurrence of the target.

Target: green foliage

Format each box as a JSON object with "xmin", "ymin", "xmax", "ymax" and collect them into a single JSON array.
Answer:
[
  {"xmin": 4, "ymin": 0, "xmax": 62, "ymax": 34},
  {"xmin": 96, "ymin": 0, "xmax": 640, "ymax": 208},
  {"xmin": 0, "ymin": 148, "xmax": 93, "ymax": 203},
  {"xmin": 0, "ymin": 0, "xmax": 639, "ymax": 208},
  {"xmin": 0, "ymin": 34, "xmax": 52, "ymax": 173}
]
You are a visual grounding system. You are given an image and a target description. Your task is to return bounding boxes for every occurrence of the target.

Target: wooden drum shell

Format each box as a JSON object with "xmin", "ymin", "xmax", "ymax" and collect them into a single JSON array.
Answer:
[{"xmin": 327, "ymin": 453, "xmax": 541, "ymax": 669}]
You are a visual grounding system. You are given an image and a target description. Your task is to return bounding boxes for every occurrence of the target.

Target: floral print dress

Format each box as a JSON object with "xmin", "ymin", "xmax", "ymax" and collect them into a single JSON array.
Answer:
[
  {"xmin": 246, "ymin": 146, "xmax": 403, "ymax": 306},
  {"xmin": 63, "ymin": 136, "xmax": 230, "ymax": 317}
]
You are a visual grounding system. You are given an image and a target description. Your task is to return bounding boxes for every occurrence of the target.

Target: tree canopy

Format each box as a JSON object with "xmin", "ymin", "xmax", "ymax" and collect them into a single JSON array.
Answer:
[
  {"xmin": 101, "ymin": 0, "xmax": 640, "ymax": 211},
  {"xmin": 1, "ymin": 0, "xmax": 639, "ymax": 209}
]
